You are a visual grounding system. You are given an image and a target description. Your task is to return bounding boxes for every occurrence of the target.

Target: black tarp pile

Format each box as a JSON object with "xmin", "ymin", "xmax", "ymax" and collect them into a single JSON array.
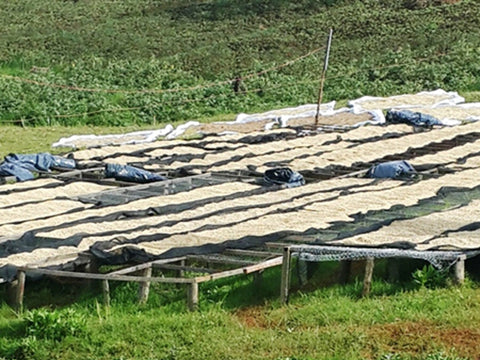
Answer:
[
  {"xmin": 105, "ymin": 163, "xmax": 167, "ymax": 183},
  {"xmin": 0, "ymin": 153, "xmax": 76, "ymax": 181},
  {"xmin": 263, "ymin": 167, "xmax": 305, "ymax": 188}
]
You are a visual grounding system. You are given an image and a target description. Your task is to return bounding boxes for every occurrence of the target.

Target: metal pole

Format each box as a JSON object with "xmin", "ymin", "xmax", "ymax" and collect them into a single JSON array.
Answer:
[{"xmin": 315, "ymin": 29, "xmax": 333, "ymax": 127}]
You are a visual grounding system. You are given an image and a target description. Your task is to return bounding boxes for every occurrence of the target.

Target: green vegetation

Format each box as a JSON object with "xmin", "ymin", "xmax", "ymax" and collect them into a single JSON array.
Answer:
[
  {"xmin": 1, "ymin": 0, "xmax": 480, "ymax": 126},
  {"xmin": 2, "ymin": 1, "xmax": 480, "ymax": 359},
  {"xmin": 0, "ymin": 124, "xmax": 159, "ymax": 159},
  {"xmin": 1, "ymin": 264, "xmax": 480, "ymax": 360}
]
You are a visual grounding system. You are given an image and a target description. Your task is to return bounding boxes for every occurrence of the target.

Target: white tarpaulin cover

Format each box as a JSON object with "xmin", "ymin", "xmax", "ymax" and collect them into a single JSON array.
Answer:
[{"xmin": 51, "ymin": 89, "xmax": 472, "ymax": 150}]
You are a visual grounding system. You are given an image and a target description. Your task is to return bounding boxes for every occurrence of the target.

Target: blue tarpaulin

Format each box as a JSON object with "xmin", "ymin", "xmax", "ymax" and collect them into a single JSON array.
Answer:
[
  {"xmin": 105, "ymin": 163, "xmax": 167, "ymax": 183},
  {"xmin": 0, "ymin": 153, "xmax": 76, "ymax": 182},
  {"xmin": 366, "ymin": 160, "xmax": 417, "ymax": 179},
  {"xmin": 386, "ymin": 109, "xmax": 442, "ymax": 127}
]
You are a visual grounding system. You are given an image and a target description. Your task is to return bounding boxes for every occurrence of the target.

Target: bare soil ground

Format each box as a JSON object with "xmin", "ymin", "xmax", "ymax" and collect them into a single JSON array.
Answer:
[{"xmin": 187, "ymin": 112, "xmax": 374, "ymax": 136}]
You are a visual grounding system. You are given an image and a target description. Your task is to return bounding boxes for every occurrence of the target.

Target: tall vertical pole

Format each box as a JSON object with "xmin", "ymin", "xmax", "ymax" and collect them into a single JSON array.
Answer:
[
  {"xmin": 362, "ymin": 258, "xmax": 375, "ymax": 297},
  {"xmin": 138, "ymin": 266, "xmax": 152, "ymax": 304},
  {"xmin": 280, "ymin": 246, "xmax": 292, "ymax": 304},
  {"xmin": 102, "ymin": 280, "xmax": 110, "ymax": 308},
  {"xmin": 315, "ymin": 29, "xmax": 333, "ymax": 127},
  {"xmin": 187, "ymin": 281, "xmax": 199, "ymax": 311},
  {"xmin": 15, "ymin": 270, "xmax": 26, "ymax": 312},
  {"xmin": 454, "ymin": 255, "xmax": 466, "ymax": 285}
]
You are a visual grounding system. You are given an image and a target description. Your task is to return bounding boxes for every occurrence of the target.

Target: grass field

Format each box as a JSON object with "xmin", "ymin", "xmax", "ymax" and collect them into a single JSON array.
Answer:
[{"xmin": 1, "ymin": 263, "xmax": 480, "ymax": 360}]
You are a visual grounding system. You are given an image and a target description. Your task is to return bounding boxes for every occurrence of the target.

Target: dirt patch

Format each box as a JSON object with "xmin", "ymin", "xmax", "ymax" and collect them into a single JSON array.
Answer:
[
  {"xmin": 197, "ymin": 120, "xmax": 272, "ymax": 134},
  {"xmin": 287, "ymin": 112, "xmax": 373, "ymax": 127},
  {"xmin": 235, "ymin": 306, "xmax": 270, "ymax": 329},
  {"xmin": 368, "ymin": 321, "xmax": 480, "ymax": 358},
  {"xmin": 184, "ymin": 111, "xmax": 374, "ymax": 137}
]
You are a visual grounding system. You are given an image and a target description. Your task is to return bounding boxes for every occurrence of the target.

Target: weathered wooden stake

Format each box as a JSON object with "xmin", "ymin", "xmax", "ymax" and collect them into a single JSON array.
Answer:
[
  {"xmin": 362, "ymin": 258, "xmax": 375, "ymax": 297},
  {"xmin": 138, "ymin": 266, "xmax": 152, "ymax": 304},
  {"xmin": 84, "ymin": 258, "xmax": 99, "ymax": 288},
  {"xmin": 297, "ymin": 258, "xmax": 308, "ymax": 286},
  {"xmin": 15, "ymin": 270, "xmax": 26, "ymax": 311},
  {"xmin": 454, "ymin": 255, "xmax": 466, "ymax": 285},
  {"xmin": 280, "ymin": 247, "xmax": 292, "ymax": 304},
  {"xmin": 102, "ymin": 279, "xmax": 110, "ymax": 307},
  {"xmin": 177, "ymin": 259, "xmax": 186, "ymax": 289},
  {"xmin": 338, "ymin": 260, "xmax": 352, "ymax": 284},
  {"xmin": 253, "ymin": 270, "xmax": 263, "ymax": 290},
  {"xmin": 187, "ymin": 281, "xmax": 199, "ymax": 311},
  {"xmin": 387, "ymin": 259, "xmax": 400, "ymax": 282}
]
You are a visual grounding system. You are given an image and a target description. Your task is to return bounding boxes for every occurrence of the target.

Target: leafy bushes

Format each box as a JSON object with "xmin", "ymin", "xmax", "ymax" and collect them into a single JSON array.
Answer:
[
  {"xmin": 0, "ymin": 308, "xmax": 86, "ymax": 359},
  {"xmin": 412, "ymin": 265, "xmax": 448, "ymax": 288},
  {"xmin": 23, "ymin": 308, "xmax": 86, "ymax": 341}
]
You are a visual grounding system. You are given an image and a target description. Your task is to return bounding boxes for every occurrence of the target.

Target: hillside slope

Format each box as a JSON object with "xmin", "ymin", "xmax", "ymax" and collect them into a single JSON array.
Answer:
[{"xmin": 0, "ymin": 0, "xmax": 479, "ymax": 126}]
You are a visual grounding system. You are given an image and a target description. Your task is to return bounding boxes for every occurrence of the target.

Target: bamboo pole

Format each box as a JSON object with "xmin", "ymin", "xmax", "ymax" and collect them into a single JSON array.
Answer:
[{"xmin": 315, "ymin": 28, "xmax": 333, "ymax": 127}]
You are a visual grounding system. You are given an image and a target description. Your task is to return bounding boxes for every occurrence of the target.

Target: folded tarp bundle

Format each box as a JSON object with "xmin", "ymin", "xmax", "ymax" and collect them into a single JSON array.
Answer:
[
  {"xmin": 386, "ymin": 109, "xmax": 442, "ymax": 127},
  {"xmin": 105, "ymin": 163, "xmax": 167, "ymax": 183},
  {"xmin": 263, "ymin": 167, "xmax": 305, "ymax": 188},
  {"xmin": 0, "ymin": 153, "xmax": 76, "ymax": 181},
  {"xmin": 366, "ymin": 160, "xmax": 417, "ymax": 179}
]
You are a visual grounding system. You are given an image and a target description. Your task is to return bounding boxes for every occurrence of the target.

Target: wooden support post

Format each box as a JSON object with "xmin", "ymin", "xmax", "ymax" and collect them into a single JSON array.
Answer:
[
  {"xmin": 454, "ymin": 255, "xmax": 466, "ymax": 285},
  {"xmin": 187, "ymin": 281, "xmax": 199, "ymax": 311},
  {"xmin": 84, "ymin": 258, "xmax": 99, "ymax": 288},
  {"xmin": 177, "ymin": 259, "xmax": 185, "ymax": 289},
  {"xmin": 6, "ymin": 281, "xmax": 16, "ymax": 306},
  {"xmin": 138, "ymin": 266, "xmax": 152, "ymax": 304},
  {"xmin": 338, "ymin": 260, "xmax": 352, "ymax": 284},
  {"xmin": 297, "ymin": 258, "xmax": 308, "ymax": 287},
  {"xmin": 253, "ymin": 271, "xmax": 263, "ymax": 290},
  {"xmin": 102, "ymin": 280, "xmax": 110, "ymax": 307},
  {"xmin": 362, "ymin": 258, "xmax": 375, "ymax": 297},
  {"xmin": 15, "ymin": 270, "xmax": 26, "ymax": 311},
  {"xmin": 280, "ymin": 247, "xmax": 292, "ymax": 305},
  {"xmin": 178, "ymin": 260, "xmax": 185, "ymax": 278},
  {"xmin": 388, "ymin": 259, "xmax": 400, "ymax": 282}
]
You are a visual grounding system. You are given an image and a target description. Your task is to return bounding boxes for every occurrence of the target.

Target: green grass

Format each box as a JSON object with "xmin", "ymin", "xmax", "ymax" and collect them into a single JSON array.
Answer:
[
  {"xmin": 0, "ymin": 120, "xmax": 195, "ymax": 159},
  {"xmin": 1, "ymin": 0, "xmax": 480, "ymax": 126},
  {"xmin": 1, "ymin": 264, "xmax": 479, "ymax": 360},
  {"xmin": 1, "ymin": 1, "xmax": 480, "ymax": 358}
]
